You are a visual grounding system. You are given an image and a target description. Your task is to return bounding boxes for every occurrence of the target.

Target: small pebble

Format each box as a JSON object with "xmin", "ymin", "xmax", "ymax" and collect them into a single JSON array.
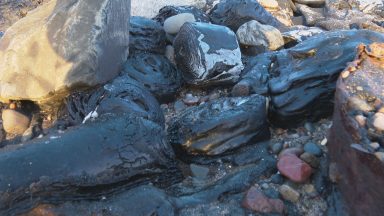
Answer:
[
  {"xmin": 341, "ymin": 70, "xmax": 350, "ymax": 79},
  {"xmin": 355, "ymin": 115, "xmax": 366, "ymax": 127},
  {"xmin": 373, "ymin": 113, "xmax": 384, "ymax": 131},
  {"xmin": 304, "ymin": 122, "xmax": 315, "ymax": 133},
  {"xmin": 270, "ymin": 142, "xmax": 283, "ymax": 154},
  {"xmin": 302, "ymin": 184, "xmax": 318, "ymax": 197},
  {"xmin": 304, "ymin": 142, "xmax": 322, "ymax": 156},
  {"xmin": 174, "ymin": 100, "xmax": 187, "ymax": 112},
  {"xmin": 300, "ymin": 152, "xmax": 320, "ymax": 168},
  {"xmin": 279, "ymin": 184, "xmax": 300, "ymax": 203},
  {"xmin": 320, "ymin": 138, "xmax": 327, "ymax": 146},
  {"xmin": 163, "ymin": 13, "xmax": 195, "ymax": 34},
  {"xmin": 183, "ymin": 94, "xmax": 200, "ymax": 105},
  {"xmin": 370, "ymin": 142, "xmax": 380, "ymax": 150},
  {"xmin": 374, "ymin": 152, "xmax": 384, "ymax": 162}
]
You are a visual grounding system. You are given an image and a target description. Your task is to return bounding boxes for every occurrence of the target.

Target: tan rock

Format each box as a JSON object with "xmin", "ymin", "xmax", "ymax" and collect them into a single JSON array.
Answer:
[
  {"xmin": 2, "ymin": 109, "xmax": 30, "ymax": 135},
  {"xmin": 0, "ymin": 0, "xmax": 131, "ymax": 104}
]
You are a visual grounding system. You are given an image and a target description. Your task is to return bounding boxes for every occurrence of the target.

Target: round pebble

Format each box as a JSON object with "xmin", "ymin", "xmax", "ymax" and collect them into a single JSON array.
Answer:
[
  {"xmin": 373, "ymin": 113, "xmax": 384, "ymax": 131},
  {"xmin": 304, "ymin": 142, "xmax": 322, "ymax": 156},
  {"xmin": 2, "ymin": 109, "xmax": 31, "ymax": 135},
  {"xmin": 163, "ymin": 13, "xmax": 195, "ymax": 34},
  {"xmin": 279, "ymin": 184, "xmax": 300, "ymax": 203}
]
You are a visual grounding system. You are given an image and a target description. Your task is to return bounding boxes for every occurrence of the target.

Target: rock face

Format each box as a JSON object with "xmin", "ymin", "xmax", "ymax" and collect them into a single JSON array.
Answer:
[
  {"xmin": 174, "ymin": 22, "xmax": 243, "ymax": 86},
  {"xmin": 268, "ymin": 30, "xmax": 384, "ymax": 127},
  {"xmin": 122, "ymin": 53, "xmax": 183, "ymax": 102},
  {"xmin": 168, "ymin": 95, "xmax": 270, "ymax": 157},
  {"xmin": 209, "ymin": 0, "xmax": 286, "ymax": 31},
  {"xmin": 154, "ymin": 5, "xmax": 210, "ymax": 25},
  {"xmin": 66, "ymin": 74, "xmax": 165, "ymax": 127},
  {"xmin": 129, "ymin": 16, "xmax": 166, "ymax": 55},
  {"xmin": 236, "ymin": 20, "xmax": 284, "ymax": 53},
  {"xmin": 0, "ymin": 113, "xmax": 178, "ymax": 215},
  {"xmin": 329, "ymin": 43, "xmax": 384, "ymax": 216},
  {"xmin": 0, "ymin": 0, "xmax": 130, "ymax": 104}
]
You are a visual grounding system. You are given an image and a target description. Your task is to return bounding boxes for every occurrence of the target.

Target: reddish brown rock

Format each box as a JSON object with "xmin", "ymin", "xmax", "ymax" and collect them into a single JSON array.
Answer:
[
  {"xmin": 278, "ymin": 147, "xmax": 304, "ymax": 159},
  {"xmin": 277, "ymin": 154, "xmax": 313, "ymax": 183},
  {"xmin": 242, "ymin": 187, "xmax": 284, "ymax": 214},
  {"xmin": 329, "ymin": 43, "xmax": 384, "ymax": 216}
]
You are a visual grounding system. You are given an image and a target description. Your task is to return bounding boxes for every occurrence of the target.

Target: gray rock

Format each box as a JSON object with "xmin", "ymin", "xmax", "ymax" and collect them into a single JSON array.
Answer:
[
  {"xmin": 236, "ymin": 20, "xmax": 284, "ymax": 51},
  {"xmin": 164, "ymin": 13, "xmax": 196, "ymax": 34},
  {"xmin": 190, "ymin": 164, "xmax": 210, "ymax": 179},
  {"xmin": 296, "ymin": 3, "xmax": 325, "ymax": 26},
  {"xmin": 1, "ymin": 109, "xmax": 30, "ymax": 135},
  {"xmin": 174, "ymin": 22, "xmax": 243, "ymax": 86},
  {"xmin": 0, "ymin": 0, "xmax": 130, "ymax": 104}
]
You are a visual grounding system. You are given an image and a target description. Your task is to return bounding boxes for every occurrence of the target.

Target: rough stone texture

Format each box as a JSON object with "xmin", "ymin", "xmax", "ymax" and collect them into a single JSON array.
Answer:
[
  {"xmin": 168, "ymin": 95, "xmax": 270, "ymax": 157},
  {"xmin": 1, "ymin": 109, "xmax": 30, "ymax": 135},
  {"xmin": 66, "ymin": 74, "xmax": 165, "ymax": 127},
  {"xmin": 131, "ymin": 0, "xmax": 206, "ymax": 18},
  {"xmin": 242, "ymin": 187, "xmax": 284, "ymax": 214},
  {"xmin": 129, "ymin": 16, "xmax": 166, "ymax": 55},
  {"xmin": 0, "ymin": 0, "xmax": 131, "ymax": 104},
  {"xmin": 122, "ymin": 53, "xmax": 183, "ymax": 103},
  {"xmin": 277, "ymin": 154, "xmax": 313, "ymax": 183},
  {"xmin": 209, "ymin": 0, "xmax": 286, "ymax": 31},
  {"xmin": 0, "ymin": 113, "xmax": 178, "ymax": 215},
  {"xmin": 296, "ymin": 3, "xmax": 325, "ymax": 26},
  {"xmin": 164, "ymin": 13, "xmax": 196, "ymax": 34},
  {"xmin": 268, "ymin": 30, "xmax": 384, "ymax": 127},
  {"xmin": 154, "ymin": 5, "xmax": 210, "ymax": 25},
  {"xmin": 174, "ymin": 22, "xmax": 243, "ymax": 86},
  {"xmin": 236, "ymin": 20, "xmax": 284, "ymax": 51},
  {"xmin": 329, "ymin": 43, "xmax": 384, "ymax": 216}
]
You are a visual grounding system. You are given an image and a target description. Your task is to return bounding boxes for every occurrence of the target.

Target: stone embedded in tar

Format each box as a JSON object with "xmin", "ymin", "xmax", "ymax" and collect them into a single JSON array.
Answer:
[
  {"xmin": 277, "ymin": 154, "xmax": 313, "ymax": 183},
  {"xmin": 129, "ymin": 16, "xmax": 167, "ymax": 55},
  {"xmin": 174, "ymin": 22, "xmax": 243, "ymax": 86},
  {"xmin": 122, "ymin": 53, "xmax": 182, "ymax": 103},
  {"xmin": 209, "ymin": 0, "xmax": 286, "ymax": 31},
  {"xmin": 168, "ymin": 95, "xmax": 270, "ymax": 157}
]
